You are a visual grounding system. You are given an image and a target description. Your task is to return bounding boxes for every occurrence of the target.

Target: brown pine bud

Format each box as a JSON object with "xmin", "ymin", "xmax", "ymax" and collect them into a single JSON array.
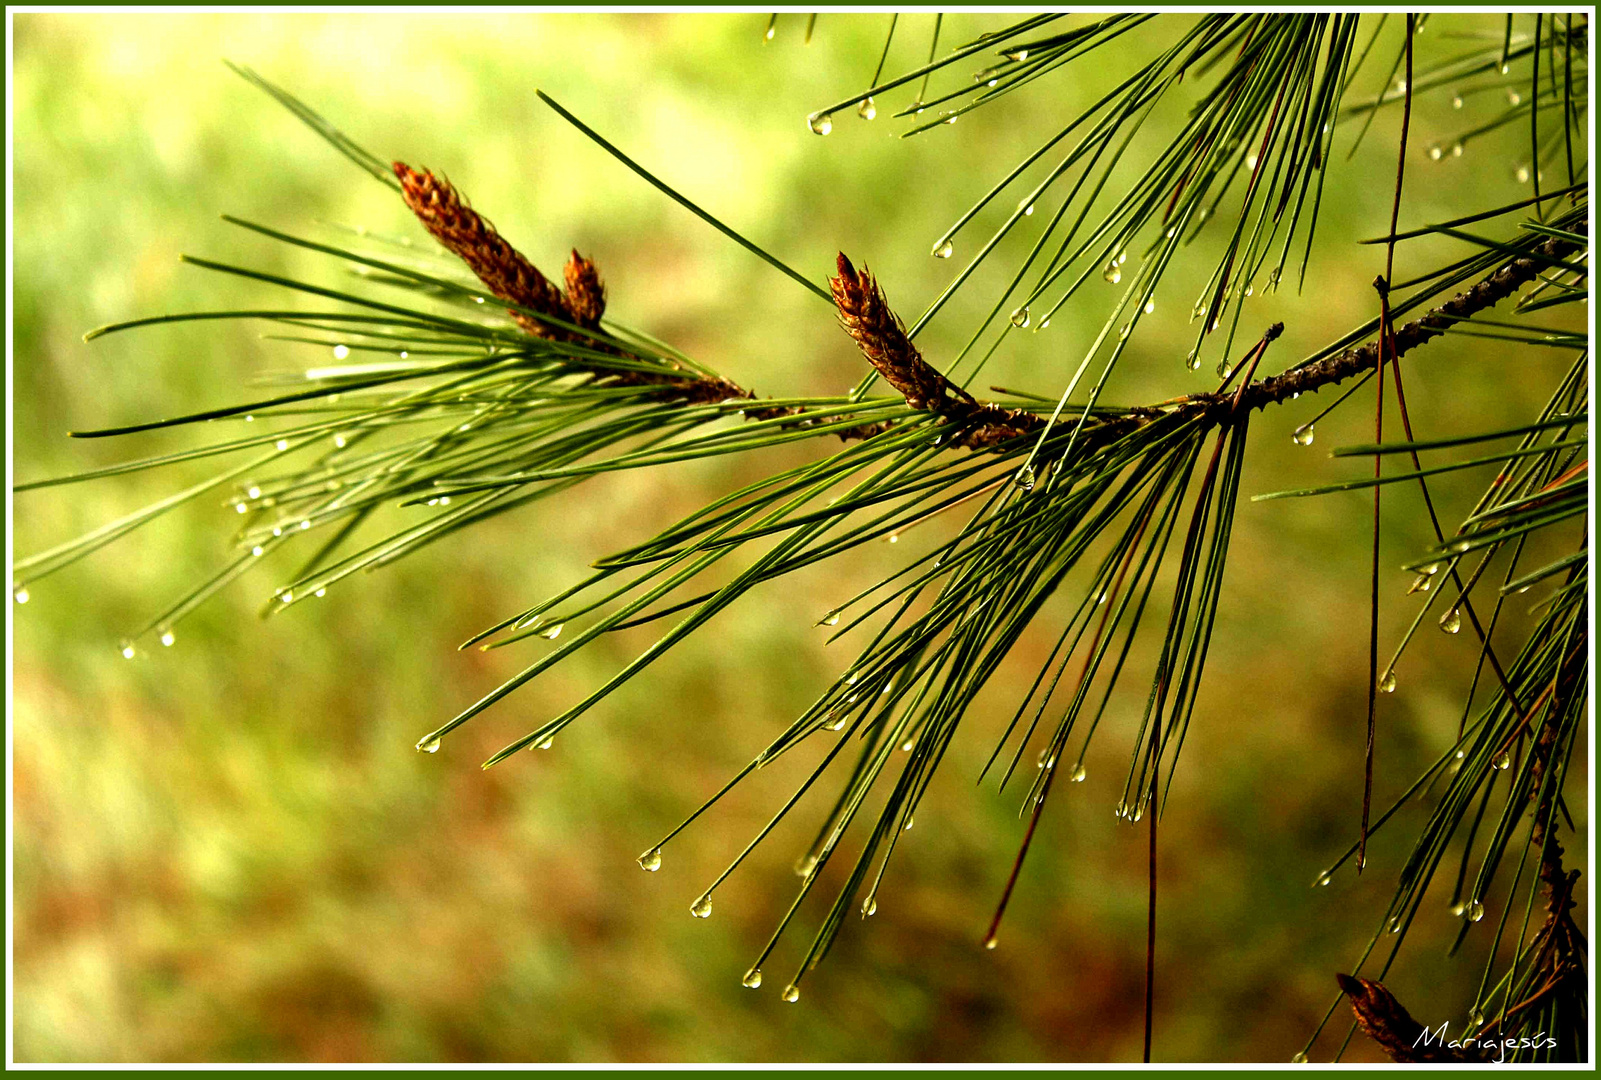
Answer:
[
  {"xmin": 828, "ymin": 253, "xmax": 952, "ymax": 411},
  {"xmin": 1336, "ymin": 974, "xmax": 1481, "ymax": 1063},
  {"xmin": 563, "ymin": 249, "xmax": 606, "ymax": 330},
  {"xmin": 392, "ymin": 162, "xmax": 572, "ymax": 338}
]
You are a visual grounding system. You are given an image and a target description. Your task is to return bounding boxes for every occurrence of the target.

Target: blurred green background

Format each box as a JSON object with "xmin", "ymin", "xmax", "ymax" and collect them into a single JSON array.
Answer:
[{"xmin": 11, "ymin": 11, "xmax": 1588, "ymax": 1064}]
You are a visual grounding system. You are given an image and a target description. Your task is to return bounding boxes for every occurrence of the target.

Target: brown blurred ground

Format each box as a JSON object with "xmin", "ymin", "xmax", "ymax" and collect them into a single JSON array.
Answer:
[{"xmin": 11, "ymin": 11, "xmax": 1588, "ymax": 1063}]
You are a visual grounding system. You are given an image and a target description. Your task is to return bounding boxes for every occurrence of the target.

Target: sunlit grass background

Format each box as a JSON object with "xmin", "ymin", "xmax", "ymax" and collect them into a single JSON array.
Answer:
[{"xmin": 12, "ymin": 11, "xmax": 1588, "ymax": 1063}]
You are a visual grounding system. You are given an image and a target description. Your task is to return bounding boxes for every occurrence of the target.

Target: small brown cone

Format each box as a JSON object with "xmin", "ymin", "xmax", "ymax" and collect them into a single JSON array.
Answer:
[
  {"xmin": 563, "ymin": 250, "xmax": 607, "ymax": 330},
  {"xmin": 392, "ymin": 162, "xmax": 572, "ymax": 338}
]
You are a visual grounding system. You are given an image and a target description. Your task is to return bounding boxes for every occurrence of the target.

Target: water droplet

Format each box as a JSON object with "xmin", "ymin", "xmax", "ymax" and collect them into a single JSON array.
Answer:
[
  {"xmin": 795, "ymin": 854, "xmax": 818, "ymax": 878},
  {"xmin": 943, "ymin": 113, "xmax": 957, "ymax": 125},
  {"xmin": 1037, "ymin": 748, "xmax": 1056, "ymax": 770},
  {"xmin": 1451, "ymin": 142, "xmax": 1463, "ymax": 158},
  {"xmin": 1492, "ymin": 750, "xmax": 1511, "ymax": 771},
  {"xmin": 539, "ymin": 623, "xmax": 563, "ymax": 640},
  {"xmin": 807, "ymin": 112, "xmax": 833, "ymax": 136},
  {"xmin": 742, "ymin": 968, "xmax": 763, "ymax": 989},
  {"xmin": 1007, "ymin": 49, "xmax": 1028, "ymax": 62},
  {"xmin": 1102, "ymin": 262, "xmax": 1122, "ymax": 284},
  {"xmin": 1317, "ymin": 873, "xmax": 1332, "ymax": 887},
  {"xmin": 901, "ymin": 740, "xmax": 914, "ymax": 752},
  {"xmin": 1291, "ymin": 1052, "xmax": 1309, "ymax": 1064},
  {"xmin": 1246, "ymin": 153, "xmax": 1259, "ymax": 171},
  {"xmin": 821, "ymin": 612, "xmax": 841, "ymax": 627},
  {"xmin": 1468, "ymin": 899, "xmax": 1485, "ymax": 922},
  {"xmin": 691, "ymin": 894, "xmax": 713, "ymax": 919},
  {"xmin": 1469, "ymin": 1006, "xmax": 1486, "ymax": 1027},
  {"xmin": 536, "ymin": 735, "xmax": 554, "ymax": 750},
  {"xmin": 782, "ymin": 985, "xmax": 800, "ymax": 1003},
  {"xmin": 315, "ymin": 588, "xmax": 327, "ymax": 598},
  {"xmin": 1507, "ymin": 89, "xmax": 1522, "ymax": 106},
  {"xmin": 13, "ymin": 586, "xmax": 29, "ymax": 605},
  {"xmin": 1186, "ymin": 349, "xmax": 1201, "ymax": 371},
  {"xmin": 1516, "ymin": 165, "xmax": 1531, "ymax": 183},
  {"xmin": 332, "ymin": 344, "xmax": 350, "ymax": 360},
  {"xmin": 638, "ymin": 847, "xmax": 663, "ymax": 872},
  {"xmin": 1387, "ymin": 915, "xmax": 1401, "ymax": 934},
  {"xmin": 861, "ymin": 896, "xmax": 877, "ymax": 916},
  {"xmin": 1293, "ymin": 424, "xmax": 1315, "ymax": 446},
  {"xmin": 1449, "ymin": 900, "xmax": 1467, "ymax": 917},
  {"xmin": 416, "ymin": 735, "xmax": 441, "ymax": 753},
  {"xmin": 473, "ymin": 296, "xmax": 485, "ymax": 304},
  {"xmin": 1070, "ymin": 763, "xmax": 1087, "ymax": 783},
  {"xmin": 1429, "ymin": 144, "xmax": 1444, "ymax": 161},
  {"xmin": 1037, "ymin": 318, "xmax": 1050, "ymax": 331},
  {"xmin": 902, "ymin": 816, "xmax": 914, "ymax": 831},
  {"xmin": 1116, "ymin": 800, "xmax": 1129, "ymax": 819},
  {"xmin": 1010, "ymin": 307, "xmax": 1031, "ymax": 328},
  {"xmin": 244, "ymin": 415, "xmax": 254, "ymax": 423},
  {"xmin": 1379, "ymin": 671, "xmax": 1397, "ymax": 694},
  {"xmin": 1021, "ymin": 203, "xmax": 1034, "ymax": 217},
  {"xmin": 159, "ymin": 628, "xmax": 176, "ymax": 647},
  {"xmin": 275, "ymin": 440, "xmax": 290, "ymax": 451},
  {"xmin": 119, "ymin": 640, "xmax": 137, "ymax": 660},
  {"xmin": 251, "ymin": 546, "xmax": 265, "ymax": 557},
  {"xmin": 1216, "ymin": 360, "xmax": 1233, "ymax": 380},
  {"xmin": 825, "ymin": 714, "xmax": 848, "ymax": 732},
  {"xmin": 1014, "ymin": 464, "xmax": 1036, "ymax": 492},
  {"xmin": 857, "ymin": 96, "xmax": 876, "ymax": 120},
  {"xmin": 932, "ymin": 239, "xmax": 953, "ymax": 259},
  {"xmin": 247, "ymin": 486, "xmax": 262, "ymax": 500},
  {"xmin": 1144, "ymin": 299, "xmax": 1155, "ymax": 315},
  {"xmin": 983, "ymin": 935, "xmax": 998, "ymax": 951},
  {"xmin": 333, "ymin": 434, "xmax": 347, "ymax": 448},
  {"xmin": 887, "ymin": 533, "xmax": 899, "ymax": 545},
  {"xmin": 1451, "ymin": 94, "xmax": 1464, "ymax": 109},
  {"xmin": 236, "ymin": 503, "xmax": 248, "ymax": 514},
  {"xmin": 1440, "ymin": 608, "xmax": 1461, "ymax": 634}
]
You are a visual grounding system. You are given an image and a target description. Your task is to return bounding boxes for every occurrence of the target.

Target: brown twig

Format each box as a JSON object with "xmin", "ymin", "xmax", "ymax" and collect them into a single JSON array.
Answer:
[{"xmin": 391, "ymin": 169, "xmax": 1582, "ymax": 462}]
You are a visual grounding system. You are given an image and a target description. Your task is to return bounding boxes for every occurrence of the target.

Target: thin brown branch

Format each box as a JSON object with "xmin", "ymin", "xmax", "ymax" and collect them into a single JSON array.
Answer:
[{"xmin": 391, "ymin": 168, "xmax": 1582, "ymax": 460}]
